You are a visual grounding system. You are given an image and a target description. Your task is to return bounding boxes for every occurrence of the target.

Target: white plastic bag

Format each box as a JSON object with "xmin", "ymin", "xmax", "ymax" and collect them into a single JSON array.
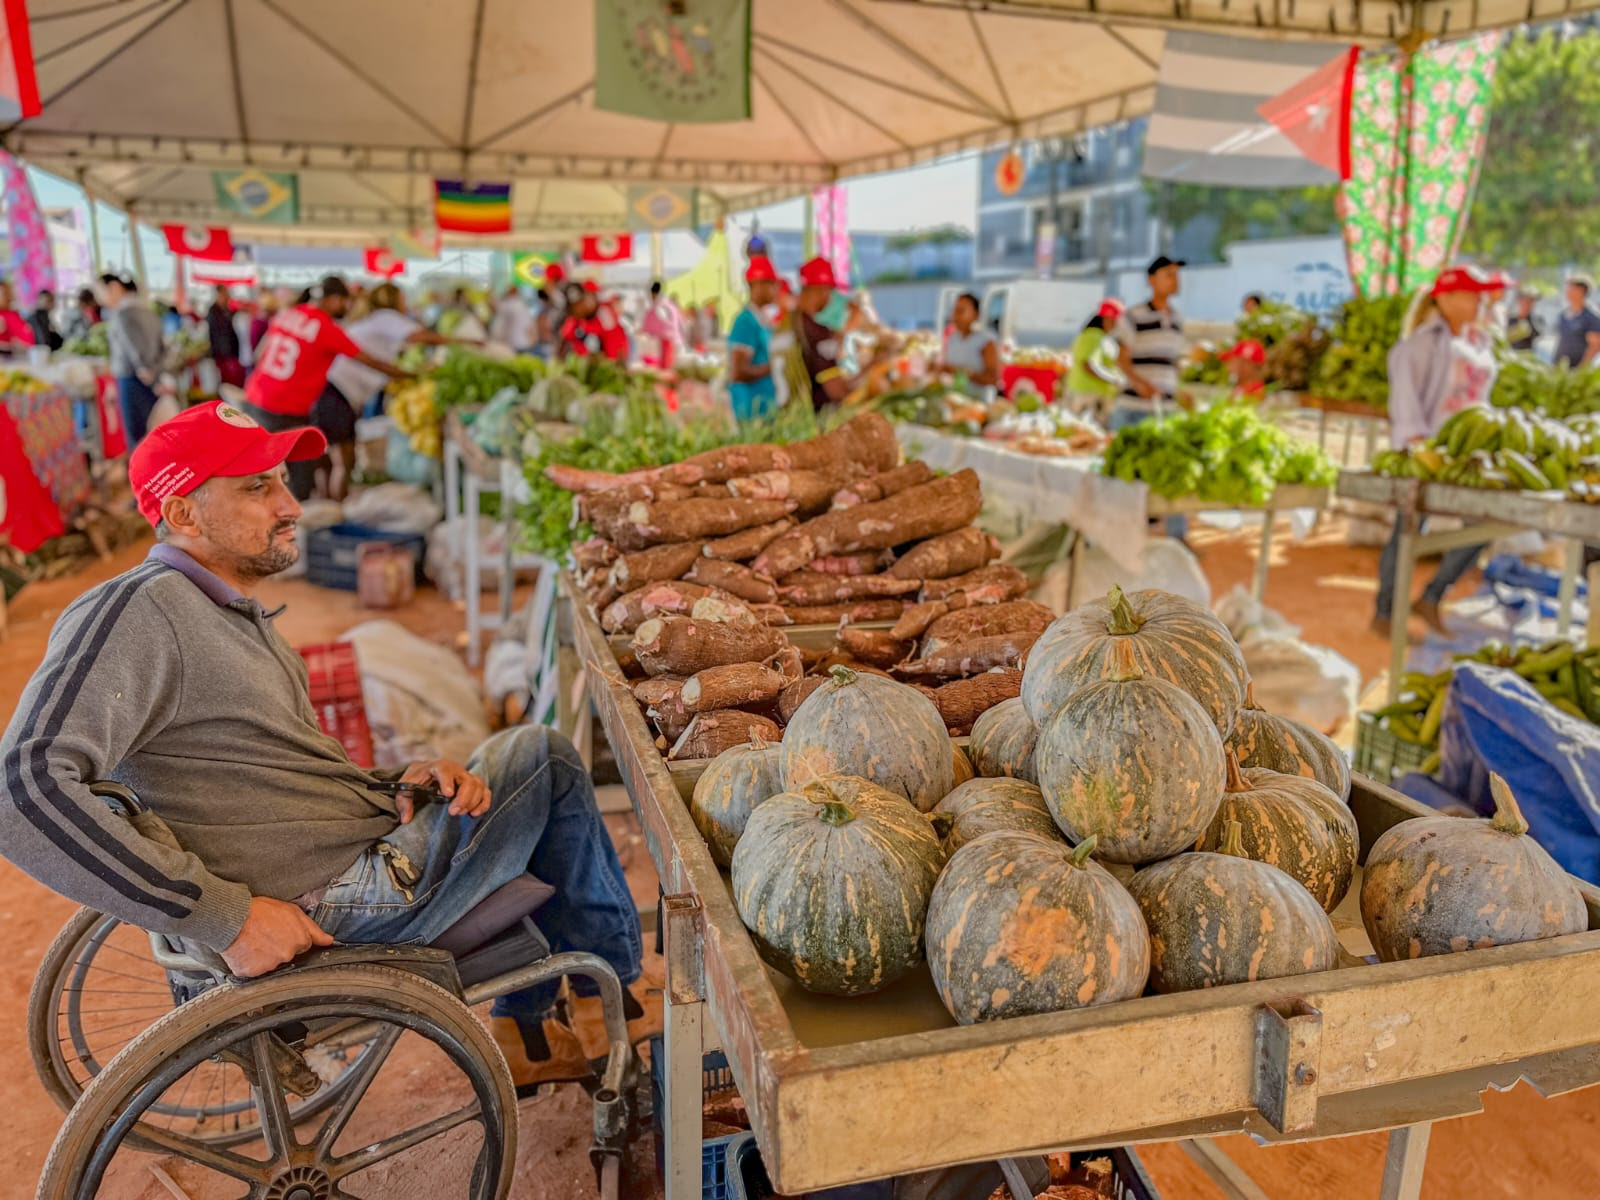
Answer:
[
  {"xmin": 425, "ymin": 516, "xmax": 515, "ymax": 593},
  {"xmin": 342, "ymin": 483, "xmax": 442, "ymax": 533},
  {"xmin": 342, "ymin": 620, "xmax": 489, "ymax": 769},
  {"xmin": 1068, "ymin": 536, "xmax": 1210, "ymax": 609},
  {"xmin": 1241, "ymin": 634, "xmax": 1361, "ymax": 735}
]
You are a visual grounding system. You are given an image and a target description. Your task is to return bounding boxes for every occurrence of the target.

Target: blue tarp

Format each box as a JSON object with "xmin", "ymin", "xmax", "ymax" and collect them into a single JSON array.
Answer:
[{"xmin": 1426, "ymin": 662, "xmax": 1600, "ymax": 885}]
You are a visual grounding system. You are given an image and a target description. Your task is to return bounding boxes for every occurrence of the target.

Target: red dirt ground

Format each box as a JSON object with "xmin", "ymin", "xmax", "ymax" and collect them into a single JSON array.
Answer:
[{"xmin": 3, "ymin": 525, "xmax": 1598, "ymax": 1198}]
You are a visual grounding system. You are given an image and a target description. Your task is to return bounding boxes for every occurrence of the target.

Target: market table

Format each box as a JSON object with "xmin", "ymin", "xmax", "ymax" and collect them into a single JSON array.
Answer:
[
  {"xmin": 1337, "ymin": 471, "xmax": 1600, "ymax": 700},
  {"xmin": 566, "ymin": 574, "xmax": 1600, "ymax": 1200},
  {"xmin": 899, "ymin": 424, "xmax": 1329, "ymax": 604},
  {"xmin": 1304, "ymin": 395, "xmax": 1388, "ymax": 468}
]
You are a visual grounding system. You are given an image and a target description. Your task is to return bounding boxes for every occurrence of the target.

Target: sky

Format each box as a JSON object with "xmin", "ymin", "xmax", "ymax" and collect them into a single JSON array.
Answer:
[{"xmin": 21, "ymin": 153, "xmax": 980, "ymax": 291}]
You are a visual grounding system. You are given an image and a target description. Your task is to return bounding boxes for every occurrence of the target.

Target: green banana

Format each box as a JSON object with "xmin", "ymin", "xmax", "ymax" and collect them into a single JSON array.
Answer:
[{"xmin": 1498, "ymin": 449, "xmax": 1552, "ymax": 491}]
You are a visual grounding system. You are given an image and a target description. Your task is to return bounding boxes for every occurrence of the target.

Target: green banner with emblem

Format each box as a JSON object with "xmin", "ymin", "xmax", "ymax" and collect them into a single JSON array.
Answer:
[
  {"xmin": 595, "ymin": 0, "xmax": 751, "ymax": 123},
  {"xmin": 211, "ymin": 170, "xmax": 300, "ymax": 224}
]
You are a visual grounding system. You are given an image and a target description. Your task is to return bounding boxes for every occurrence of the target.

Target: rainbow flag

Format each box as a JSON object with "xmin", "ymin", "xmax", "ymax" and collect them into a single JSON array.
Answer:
[{"xmin": 433, "ymin": 179, "xmax": 512, "ymax": 235}]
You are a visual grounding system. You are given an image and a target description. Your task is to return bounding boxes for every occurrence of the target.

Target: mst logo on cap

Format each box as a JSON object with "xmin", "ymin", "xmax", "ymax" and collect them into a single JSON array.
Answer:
[
  {"xmin": 127, "ymin": 401, "xmax": 328, "ymax": 526},
  {"xmin": 214, "ymin": 403, "xmax": 260, "ymax": 429}
]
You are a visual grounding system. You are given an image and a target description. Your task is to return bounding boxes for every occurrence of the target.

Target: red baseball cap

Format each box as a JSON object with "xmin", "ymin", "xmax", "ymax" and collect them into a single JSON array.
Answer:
[
  {"xmin": 745, "ymin": 255, "xmax": 778, "ymax": 283},
  {"xmin": 1222, "ymin": 339, "xmax": 1267, "ymax": 364},
  {"xmin": 545, "ymin": 263, "xmax": 566, "ymax": 284},
  {"xmin": 582, "ymin": 280, "xmax": 600, "ymax": 294},
  {"xmin": 798, "ymin": 257, "xmax": 837, "ymax": 289},
  {"xmin": 1430, "ymin": 265, "xmax": 1497, "ymax": 296},
  {"xmin": 1096, "ymin": 298, "xmax": 1125, "ymax": 321},
  {"xmin": 128, "ymin": 400, "xmax": 326, "ymax": 526}
]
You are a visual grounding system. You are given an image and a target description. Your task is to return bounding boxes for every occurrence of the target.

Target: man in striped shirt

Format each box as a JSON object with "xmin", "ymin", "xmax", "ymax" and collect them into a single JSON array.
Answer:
[{"xmin": 1112, "ymin": 256, "xmax": 1187, "ymax": 431}]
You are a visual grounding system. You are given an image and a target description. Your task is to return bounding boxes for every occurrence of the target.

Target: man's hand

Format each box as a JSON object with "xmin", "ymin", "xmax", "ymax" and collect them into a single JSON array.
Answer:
[
  {"xmin": 1132, "ymin": 375, "xmax": 1157, "ymax": 400},
  {"xmin": 222, "ymin": 897, "xmax": 334, "ymax": 977},
  {"xmin": 398, "ymin": 759, "xmax": 491, "ymax": 823}
]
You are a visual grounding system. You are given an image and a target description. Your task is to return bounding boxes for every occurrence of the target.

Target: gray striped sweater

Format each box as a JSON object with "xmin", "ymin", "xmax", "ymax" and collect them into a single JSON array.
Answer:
[{"xmin": 0, "ymin": 548, "xmax": 400, "ymax": 949}]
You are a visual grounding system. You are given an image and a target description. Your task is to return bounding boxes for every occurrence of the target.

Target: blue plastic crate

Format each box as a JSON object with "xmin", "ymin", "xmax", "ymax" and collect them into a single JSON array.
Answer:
[
  {"xmin": 648, "ymin": 1035, "xmax": 744, "ymax": 1200},
  {"xmin": 305, "ymin": 523, "xmax": 425, "ymax": 591}
]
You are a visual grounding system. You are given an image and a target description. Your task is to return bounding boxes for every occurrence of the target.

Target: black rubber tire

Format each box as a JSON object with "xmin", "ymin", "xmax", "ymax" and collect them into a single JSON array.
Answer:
[
  {"xmin": 38, "ymin": 962, "xmax": 517, "ymax": 1200},
  {"xmin": 27, "ymin": 907, "xmax": 372, "ymax": 1149}
]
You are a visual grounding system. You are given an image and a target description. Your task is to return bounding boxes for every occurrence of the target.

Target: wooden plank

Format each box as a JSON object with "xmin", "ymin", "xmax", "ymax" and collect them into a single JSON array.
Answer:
[
  {"xmin": 1337, "ymin": 470, "xmax": 1600, "ymax": 541},
  {"xmin": 1146, "ymin": 485, "xmax": 1331, "ymax": 517}
]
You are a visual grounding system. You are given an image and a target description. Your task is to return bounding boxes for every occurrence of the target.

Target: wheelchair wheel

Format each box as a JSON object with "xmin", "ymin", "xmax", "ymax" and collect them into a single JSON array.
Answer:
[
  {"xmin": 39, "ymin": 962, "xmax": 517, "ymax": 1199},
  {"xmin": 27, "ymin": 908, "xmax": 379, "ymax": 1148}
]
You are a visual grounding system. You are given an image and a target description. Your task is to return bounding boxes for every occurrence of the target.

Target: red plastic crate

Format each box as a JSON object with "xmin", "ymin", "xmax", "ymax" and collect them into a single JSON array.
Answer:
[{"xmin": 298, "ymin": 641, "xmax": 374, "ymax": 767}]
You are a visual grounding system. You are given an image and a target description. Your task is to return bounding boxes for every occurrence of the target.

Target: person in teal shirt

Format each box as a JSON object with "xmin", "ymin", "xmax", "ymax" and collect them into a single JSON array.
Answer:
[{"xmin": 727, "ymin": 256, "xmax": 780, "ymax": 422}]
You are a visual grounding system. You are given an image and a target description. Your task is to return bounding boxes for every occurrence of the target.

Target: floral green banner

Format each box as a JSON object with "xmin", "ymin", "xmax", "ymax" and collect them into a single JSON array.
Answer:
[{"xmin": 1341, "ymin": 33, "xmax": 1501, "ymax": 298}]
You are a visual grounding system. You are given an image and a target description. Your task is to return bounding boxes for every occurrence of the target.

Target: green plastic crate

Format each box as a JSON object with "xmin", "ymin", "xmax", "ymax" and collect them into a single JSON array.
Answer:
[{"xmin": 1353, "ymin": 711, "xmax": 1434, "ymax": 782}]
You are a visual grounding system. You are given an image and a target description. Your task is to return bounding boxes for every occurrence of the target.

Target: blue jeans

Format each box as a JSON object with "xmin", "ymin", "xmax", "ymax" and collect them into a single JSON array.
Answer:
[
  {"xmin": 117, "ymin": 375, "xmax": 159, "ymax": 447},
  {"xmin": 1374, "ymin": 520, "xmax": 1485, "ymax": 620},
  {"xmin": 310, "ymin": 727, "xmax": 642, "ymax": 1025},
  {"xmin": 1108, "ymin": 401, "xmax": 1188, "ymax": 540}
]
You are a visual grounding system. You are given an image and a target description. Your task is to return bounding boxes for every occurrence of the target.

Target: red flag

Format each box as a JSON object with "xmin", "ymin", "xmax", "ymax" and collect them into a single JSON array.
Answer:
[
  {"xmin": 96, "ymin": 375, "xmax": 127, "ymax": 460},
  {"xmin": 1257, "ymin": 46, "xmax": 1360, "ymax": 180},
  {"xmin": 161, "ymin": 225, "xmax": 234, "ymax": 262},
  {"xmin": 364, "ymin": 246, "xmax": 404, "ymax": 278},
  {"xmin": 580, "ymin": 234, "xmax": 633, "ymax": 263},
  {"xmin": 0, "ymin": 0, "xmax": 40, "ymax": 122}
]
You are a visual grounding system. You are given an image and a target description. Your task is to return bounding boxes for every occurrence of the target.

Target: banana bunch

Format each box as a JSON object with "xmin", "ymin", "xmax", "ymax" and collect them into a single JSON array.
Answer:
[
  {"xmin": 1371, "ymin": 639, "xmax": 1600, "ymax": 771},
  {"xmin": 1569, "ymin": 459, "xmax": 1600, "ymax": 504},
  {"xmin": 389, "ymin": 377, "xmax": 443, "ymax": 458},
  {"xmin": 1372, "ymin": 406, "xmax": 1600, "ymax": 493}
]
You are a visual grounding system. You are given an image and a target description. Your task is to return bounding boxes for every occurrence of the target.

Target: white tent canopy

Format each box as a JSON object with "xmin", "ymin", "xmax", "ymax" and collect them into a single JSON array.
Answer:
[{"xmin": 9, "ymin": 0, "xmax": 1592, "ymax": 245}]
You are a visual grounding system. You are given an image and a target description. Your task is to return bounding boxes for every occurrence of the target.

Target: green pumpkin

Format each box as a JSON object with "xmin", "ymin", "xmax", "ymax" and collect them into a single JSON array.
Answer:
[
  {"xmin": 731, "ymin": 776, "xmax": 946, "ymax": 996},
  {"xmin": 689, "ymin": 737, "xmax": 787, "ymax": 868},
  {"xmin": 1129, "ymin": 820, "xmax": 1340, "ymax": 993},
  {"xmin": 1034, "ymin": 639, "xmax": 1226, "ymax": 864},
  {"xmin": 1022, "ymin": 585, "xmax": 1247, "ymax": 736},
  {"xmin": 781, "ymin": 666, "xmax": 954, "ymax": 812},
  {"xmin": 934, "ymin": 778, "xmax": 1063, "ymax": 854},
  {"xmin": 1227, "ymin": 684, "xmax": 1351, "ymax": 801},
  {"xmin": 1195, "ymin": 754, "xmax": 1358, "ymax": 912},
  {"xmin": 1361, "ymin": 775, "xmax": 1587, "ymax": 962},
  {"xmin": 967, "ymin": 697, "xmax": 1039, "ymax": 784},
  {"xmin": 926, "ymin": 832, "xmax": 1151, "ymax": 1024}
]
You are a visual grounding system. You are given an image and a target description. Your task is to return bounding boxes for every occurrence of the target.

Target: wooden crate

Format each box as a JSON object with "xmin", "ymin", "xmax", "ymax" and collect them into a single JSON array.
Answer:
[{"xmin": 567, "ymin": 575, "xmax": 1600, "ymax": 1194}]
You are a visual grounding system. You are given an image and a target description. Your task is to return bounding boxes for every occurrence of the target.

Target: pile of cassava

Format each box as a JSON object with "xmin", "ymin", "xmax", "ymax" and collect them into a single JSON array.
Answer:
[
  {"xmin": 688, "ymin": 584, "xmax": 1588, "ymax": 1019},
  {"xmin": 560, "ymin": 412, "xmax": 1049, "ymax": 758}
]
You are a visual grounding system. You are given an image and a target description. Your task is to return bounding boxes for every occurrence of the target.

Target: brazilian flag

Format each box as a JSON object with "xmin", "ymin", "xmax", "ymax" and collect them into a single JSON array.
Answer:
[{"xmin": 212, "ymin": 171, "xmax": 299, "ymax": 224}]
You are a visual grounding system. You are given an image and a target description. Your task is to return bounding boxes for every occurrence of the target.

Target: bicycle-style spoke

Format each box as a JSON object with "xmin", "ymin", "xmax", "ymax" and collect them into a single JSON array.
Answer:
[
  {"xmin": 327, "ymin": 1101, "xmax": 485, "ymax": 1180},
  {"xmin": 164, "ymin": 1068, "xmax": 199, "ymax": 1131},
  {"xmin": 313, "ymin": 1025, "xmax": 402, "ymax": 1156},
  {"xmin": 250, "ymin": 1034, "xmax": 300, "ymax": 1160},
  {"xmin": 126, "ymin": 1125, "xmax": 272, "ymax": 1184}
]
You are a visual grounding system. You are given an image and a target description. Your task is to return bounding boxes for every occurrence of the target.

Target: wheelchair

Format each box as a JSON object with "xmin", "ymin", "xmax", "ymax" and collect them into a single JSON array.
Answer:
[{"xmin": 29, "ymin": 783, "xmax": 642, "ymax": 1199}]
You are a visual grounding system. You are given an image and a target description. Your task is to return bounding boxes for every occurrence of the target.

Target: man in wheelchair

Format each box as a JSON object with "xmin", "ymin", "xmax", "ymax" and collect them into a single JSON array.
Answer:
[{"xmin": 0, "ymin": 400, "xmax": 658, "ymax": 1095}]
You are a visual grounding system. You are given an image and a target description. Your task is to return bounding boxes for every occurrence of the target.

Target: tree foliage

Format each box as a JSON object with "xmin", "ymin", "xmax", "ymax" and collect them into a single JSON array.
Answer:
[
  {"xmin": 1156, "ymin": 183, "xmax": 1340, "ymax": 259},
  {"xmin": 1460, "ymin": 29, "xmax": 1600, "ymax": 267}
]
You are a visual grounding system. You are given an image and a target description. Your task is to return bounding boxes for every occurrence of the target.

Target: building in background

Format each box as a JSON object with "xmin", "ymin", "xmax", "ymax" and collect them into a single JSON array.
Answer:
[{"xmin": 751, "ymin": 229, "xmax": 973, "ymax": 287}]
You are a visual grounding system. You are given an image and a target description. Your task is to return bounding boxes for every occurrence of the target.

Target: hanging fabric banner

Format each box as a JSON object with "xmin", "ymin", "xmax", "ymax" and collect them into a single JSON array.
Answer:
[
  {"xmin": 212, "ymin": 170, "xmax": 300, "ymax": 224},
  {"xmin": 1341, "ymin": 33, "xmax": 1502, "ymax": 298},
  {"xmin": 627, "ymin": 186, "xmax": 697, "ymax": 230},
  {"xmin": 434, "ymin": 179, "xmax": 513, "ymax": 235},
  {"xmin": 511, "ymin": 251, "xmax": 561, "ymax": 287},
  {"xmin": 391, "ymin": 228, "xmax": 442, "ymax": 259},
  {"xmin": 0, "ymin": 0, "xmax": 40, "ymax": 122},
  {"xmin": 1, "ymin": 150, "xmax": 55, "ymax": 307},
  {"xmin": 813, "ymin": 185, "xmax": 850, "ymax": 289},
  {"xmin": 595, "ymin": 0, "xmax": 752, "ymax": 123}
]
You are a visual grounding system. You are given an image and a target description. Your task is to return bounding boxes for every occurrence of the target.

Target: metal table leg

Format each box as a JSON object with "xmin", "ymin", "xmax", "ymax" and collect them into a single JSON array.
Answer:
[
  {"xmin": 1589, "ymin": 561, "xmax": 1600, "ymax": 647},
  {"xmin": 1179, "ymin": 1139, "xmax": 1273, "ymax": 1200},
  {"xmin": 443, "ymin": 440, "xmax": 461, "ymax": 602},
  {"xmin": 663, "ymin": 894, "xmax": 708, "ymax": 1200},
  {"xmin": 1253, "ymin": 511, "xmax": 1275, "ymax": 603},
  {"xmin": 498, "ymin": 458, "xmax": 517, "ymax": 630},
  {"xmin": 465, "ymin": 469, "xmax": 483, "ymax": 667},
  {"xmin": 1317, "ymin": 406, "xmax": 1329, "ymax": 452},
  {"xmin": 1386, "ymin": 509, "xmax": 1422, "ymax": 702},
  {"xmin": 1557, "ymin": 537, "xmax": 1583, "ymax": 640},
  {"xmin": 1379, "ymin": 1123, "xmax": 1432, "ymax": 1200}
]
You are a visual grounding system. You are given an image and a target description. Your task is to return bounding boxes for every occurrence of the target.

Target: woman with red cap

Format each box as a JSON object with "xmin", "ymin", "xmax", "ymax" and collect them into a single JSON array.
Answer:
[
  {"xmin": 1373, "ymin": 265, "xmax": 1501, "ymax": 636},
  {"xmin": 558, "ymin": 281, "xmax": 629, "ymax": 362},
  {"xmin": 1220, "ymin": 338, "xmax": 1268, "ymax": 399},
  {"xmin": 727, "ymin": 256, "xmax": 781, "ymax": 422}
]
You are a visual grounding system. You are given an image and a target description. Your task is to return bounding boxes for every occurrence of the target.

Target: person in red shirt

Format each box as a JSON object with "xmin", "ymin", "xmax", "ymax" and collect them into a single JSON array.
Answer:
[
  {"xmin": 557, "ymin": 281, "xmax": 629, "ymax": 362},
  {"xmin": 243, "ymin": 275, "xmax": 409, "ymax": 499},
  {"xmin": 1220, "ymin": 338, "xmax": 1268, "ymax": 400}
]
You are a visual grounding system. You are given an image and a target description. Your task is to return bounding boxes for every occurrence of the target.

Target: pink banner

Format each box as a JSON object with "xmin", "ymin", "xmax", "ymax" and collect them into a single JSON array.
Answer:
[
  {"xmin": 1, "ymin": 148, "xmax": 56, "ymax": 307},
  {"xmin": 812, "ymin": 185, "xmax": 851, "ymax": 288}
]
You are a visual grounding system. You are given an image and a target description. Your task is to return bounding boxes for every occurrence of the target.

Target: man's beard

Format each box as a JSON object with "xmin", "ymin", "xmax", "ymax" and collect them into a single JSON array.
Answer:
[{"xmin": 236, "ymin": 525, "xmax": 299, "ymax": 580}]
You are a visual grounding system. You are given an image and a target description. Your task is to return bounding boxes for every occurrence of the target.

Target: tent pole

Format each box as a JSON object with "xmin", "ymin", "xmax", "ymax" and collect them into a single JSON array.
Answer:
[
  {"xmin": 651, "ymin": 231, "xmax": 664, "ymax": 281},
  {"xmin": 803, "ymin": 192, "xmax": 816, "ymax": 259},
  {"xmin": 127, "ymin": 208, "xmax": 149, "ymax": 286},
  {"xmin": 76, "ymin": 169, "xmax": 105, "ymax": 273}
]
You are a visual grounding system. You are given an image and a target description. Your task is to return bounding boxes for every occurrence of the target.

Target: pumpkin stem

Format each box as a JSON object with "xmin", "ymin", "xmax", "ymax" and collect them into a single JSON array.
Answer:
[
  {"xmin": 817, "ymin": 800, "xmax": 857, "ymax": 827},
  {"xmin": 827, "ymin": 664, "xmax": 859, "ymax": 688},
  {"xmin": 1244, "ymin": 681, "xmax": 1260, "ymax": 710},
  {"xmin": 1104, "ymin": 638, "xmax": 1144, "ymax": 683},
  {"xmin": 1104, "ymin": 585, "xmax": 1146, "ymax": 636},
  {"xmin": 1068, "ymin": 835, "xmax": 1099, "ymax": 867},
  {"xmin": 1225, "ymin": 750, "xmax": 1250, "ymax": 794},
  {"xmin": 1488, "ymin": 773, "xmax": 1530, "ymax": 836},
  {"xmin": 1218, "ymin": 819, "xmax": 1248, "ymax": 859}
]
